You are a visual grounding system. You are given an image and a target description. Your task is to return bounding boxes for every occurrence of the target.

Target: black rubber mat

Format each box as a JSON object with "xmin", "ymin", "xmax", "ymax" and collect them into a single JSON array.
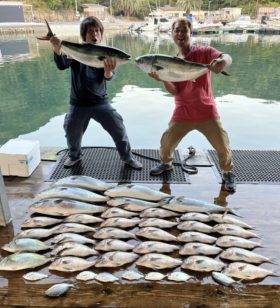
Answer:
[
  {"xmin": 208, "ymin": 149, "xmax": 280, "ymax": 184},
  {"xmin": 47, "ymin": 147, "xmax": 190, "ymax": 184}
]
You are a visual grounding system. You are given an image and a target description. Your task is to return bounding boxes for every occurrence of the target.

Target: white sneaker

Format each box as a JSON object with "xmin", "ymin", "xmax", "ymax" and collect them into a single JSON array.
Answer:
[{"xmin": 63, "ymin": 157, "xmax": 81, "ymax": 168}]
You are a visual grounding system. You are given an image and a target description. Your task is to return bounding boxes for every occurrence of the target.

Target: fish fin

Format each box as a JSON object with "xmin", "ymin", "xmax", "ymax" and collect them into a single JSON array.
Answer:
[
  {"xmin": 98, "ymin": 56, "xmax": 106, "ymax": 61},
  {"xmin": 221, "ymin": 71, "xmax": 230, "ymax": 76},
  {"xmin": 228, "ymin": 208, "xmax": 242, "ymax": 217},
  {"xmin": 37, "ymin": 19, "xmax": 54, "ymax": 40},
  {"xmin": 152, "ymin": 65, "xmax": 164, "ymax": 71},
  {"xmin": 158, "ymin": 196, "xmax": 173, "ymax": 205}
]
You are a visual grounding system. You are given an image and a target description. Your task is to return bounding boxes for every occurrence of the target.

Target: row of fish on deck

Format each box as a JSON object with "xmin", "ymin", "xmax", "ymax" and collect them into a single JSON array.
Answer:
[{"xmin": 0, "ymin": 176, "xmax": 277, "ymax": 297}]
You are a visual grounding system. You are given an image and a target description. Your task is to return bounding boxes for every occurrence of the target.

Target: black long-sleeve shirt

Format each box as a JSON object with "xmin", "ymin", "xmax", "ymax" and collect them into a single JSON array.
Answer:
[{"xmin": 54, "ymin": 53, "xmax": 112, "ymax": 106}]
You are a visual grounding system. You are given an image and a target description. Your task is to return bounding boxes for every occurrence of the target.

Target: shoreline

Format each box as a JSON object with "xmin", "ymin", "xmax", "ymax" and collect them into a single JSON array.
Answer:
[{"xmin": 0, "ymin": 20, "xmax": 132, "ymax": 36}]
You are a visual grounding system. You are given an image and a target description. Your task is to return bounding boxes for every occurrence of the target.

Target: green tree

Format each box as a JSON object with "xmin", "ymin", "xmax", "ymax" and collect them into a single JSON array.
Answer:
[
  {"xmin": 113, "ymin": 0, "xmax": 151, "ymax": 17},
  {"xmin": 176, "ymin": 0, "xmax": 203, "ymax": 12}
]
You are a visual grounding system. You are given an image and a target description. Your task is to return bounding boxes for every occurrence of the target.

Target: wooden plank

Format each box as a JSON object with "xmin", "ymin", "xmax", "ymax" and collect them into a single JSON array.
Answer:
[
  {"xmin": 0, "ymin": 282, "xmax": 279, "ymax": 307},
  {"xmin": 0, "ymin": 169, "xmax": 11, "ymax": 226}
]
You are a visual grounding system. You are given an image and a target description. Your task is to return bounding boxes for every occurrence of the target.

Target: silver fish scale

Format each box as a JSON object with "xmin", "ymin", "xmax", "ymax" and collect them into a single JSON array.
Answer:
[
  {"xmin": 220, "ymin": 247, "xmax": 271, "ymax": 264},
  {"xmin": 136, "ymin": 227, "xmax": 177, "ymax": 242},
  {"xmin": 177, "ymin": 231, "xmax": 217, "ymax": 244},
  {"xmin": 104, "ymin": 184, "xmax": 170, "ymax": 201},
  {"xmin": 140, "ymin": 208, "xmax": 179, "ymax": 218},
  {"xmin": 182, "ymin": 256, "xmax": 225, "ymax": 272},
  {"xmin": 223, "ymin": 262, "xmax": 274, "ymax": 280},
  {"xmin": 136, "ymin": 253, "xmax": 182, "ymax": 270},
  {"xmin": 45, "ymin": 283, "xmax": 74, "ymax": 297},
  {"xmin": 133, "ymin": 241, "xmax": 179, "ymax": 254},
  {"xmin": 50, "ymin": 175, "xmax": 117, "ymax": 192},
  {"xmin": 215, "ymin": 235, "xmax": 262, "ymax": 249},
  {"xmin": 95, "ymin": 251, "xmax": 138, "ymax": 268}
]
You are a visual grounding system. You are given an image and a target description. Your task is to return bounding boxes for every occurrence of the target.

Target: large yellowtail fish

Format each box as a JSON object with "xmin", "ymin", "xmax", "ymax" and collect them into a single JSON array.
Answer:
[
  {"xmin": 135, "ymin": 54, "xmax": 229, "ymax": 82},
  {"xmin": 38, "ymin": 20, "xmax": 131, "ymax": 68}
]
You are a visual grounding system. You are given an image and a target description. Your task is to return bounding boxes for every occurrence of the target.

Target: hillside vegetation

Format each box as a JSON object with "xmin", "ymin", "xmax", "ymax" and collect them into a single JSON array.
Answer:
[{"xmin": 23, "ymin": 0, "xmax": 280, "ymax": 19}]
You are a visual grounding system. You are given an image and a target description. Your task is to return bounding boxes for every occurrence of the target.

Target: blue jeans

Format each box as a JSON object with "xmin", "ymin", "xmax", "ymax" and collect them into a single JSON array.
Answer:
[{"xmin": 63, "ymin": 104, "xmax": 133, "ymax": 162}]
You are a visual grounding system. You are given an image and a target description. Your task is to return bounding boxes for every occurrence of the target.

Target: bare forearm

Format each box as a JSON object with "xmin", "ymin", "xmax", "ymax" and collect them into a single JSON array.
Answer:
[
  {"xmin": 210, "ymin": 53, "xmax": 232, "ymax": 74},
  {"xmin": 163, "ymin": 81, "xmax": 178, "ymax": 95}
]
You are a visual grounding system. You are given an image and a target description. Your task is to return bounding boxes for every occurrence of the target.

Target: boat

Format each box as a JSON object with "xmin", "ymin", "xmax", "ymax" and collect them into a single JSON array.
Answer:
[{"xmin": 223, "ymin": 15, "xmax": 261, "ymax": 33}]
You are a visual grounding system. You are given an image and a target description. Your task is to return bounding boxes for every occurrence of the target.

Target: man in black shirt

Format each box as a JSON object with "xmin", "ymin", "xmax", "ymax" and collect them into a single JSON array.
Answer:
[{"xmin": 50, "ymin": 16, "xmax": 142, "ymax": 169}]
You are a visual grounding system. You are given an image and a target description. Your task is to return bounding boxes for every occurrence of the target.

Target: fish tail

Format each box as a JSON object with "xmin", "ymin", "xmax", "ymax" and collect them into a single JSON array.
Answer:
[
  {"xmin": 228, "ymin": 208, "xmax": 242, "ymax": 217},
  {"xmin": 37, "ymin": 19, "xmax": 54, "ymax": 40},
  {"xmin": 221, "ymin": 71, "xmax": 230, "ymax": 76},
  {"xmin": 268, "ymin": 258, "xmax": 278, "ymax": 265}
]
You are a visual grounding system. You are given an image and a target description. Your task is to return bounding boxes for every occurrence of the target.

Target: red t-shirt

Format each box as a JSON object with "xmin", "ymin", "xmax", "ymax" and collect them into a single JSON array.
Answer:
[{"xmin": 171, "ymin": 45, "xmax": 222, "ymax": 122}]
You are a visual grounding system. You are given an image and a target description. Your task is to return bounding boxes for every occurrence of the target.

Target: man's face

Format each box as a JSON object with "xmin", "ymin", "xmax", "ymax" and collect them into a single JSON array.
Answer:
[
  {"xmin": 172, "ymin": 22, "xmax": 191, "ymax": 48},
  {"xmin": 85, "ymin": 25, "xmax": 102, "ymax": 44}
]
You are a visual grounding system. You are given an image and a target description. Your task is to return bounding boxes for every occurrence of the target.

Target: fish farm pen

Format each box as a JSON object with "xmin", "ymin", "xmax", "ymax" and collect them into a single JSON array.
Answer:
[{"xmin": 0, "ymin": 146, "xmax": 280, "ymax": 307}]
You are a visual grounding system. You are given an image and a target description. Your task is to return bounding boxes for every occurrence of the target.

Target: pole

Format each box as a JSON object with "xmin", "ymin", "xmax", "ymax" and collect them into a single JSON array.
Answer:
[
  {"xmin": 74, "ymin": 0, "xmax": 79, "ymax": 16},
  {"xmin": 0, "ymin": 169, "xmax": 12, "ymax": 226}
]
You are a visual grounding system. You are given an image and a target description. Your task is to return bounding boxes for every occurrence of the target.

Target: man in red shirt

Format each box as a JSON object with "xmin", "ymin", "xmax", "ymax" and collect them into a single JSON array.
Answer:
[{"xmin": 149, "ymin": 17, "xmax": 236, "ymax": 192}]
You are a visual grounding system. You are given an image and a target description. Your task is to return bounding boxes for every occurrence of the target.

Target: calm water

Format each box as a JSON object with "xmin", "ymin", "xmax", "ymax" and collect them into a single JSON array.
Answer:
[{"xmin": 0, "ymin": 32, "xmax": 280, "ymax": 151}]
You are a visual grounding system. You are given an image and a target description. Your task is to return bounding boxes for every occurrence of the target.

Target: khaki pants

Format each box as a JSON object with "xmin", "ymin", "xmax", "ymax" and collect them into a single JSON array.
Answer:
[{"xmin": 160, "ymin": 119, "xmax": 233, "ymax": 172}]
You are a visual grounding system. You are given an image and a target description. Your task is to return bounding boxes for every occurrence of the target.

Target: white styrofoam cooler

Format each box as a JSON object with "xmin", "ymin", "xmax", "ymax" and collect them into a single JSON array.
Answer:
[{"xmin": 0, "ymin": 139, "xmax": 41, "ymax": 177}]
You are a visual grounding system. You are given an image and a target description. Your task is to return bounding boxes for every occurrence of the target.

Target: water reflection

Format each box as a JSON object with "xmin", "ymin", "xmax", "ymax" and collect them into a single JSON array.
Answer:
[
  {"xmin": 0, "ymin": 32, "xmax": 279, "ymax": 148},
  {"xmin": 0, "ymin": 37, "xmax": 39, "ymax": 65}
]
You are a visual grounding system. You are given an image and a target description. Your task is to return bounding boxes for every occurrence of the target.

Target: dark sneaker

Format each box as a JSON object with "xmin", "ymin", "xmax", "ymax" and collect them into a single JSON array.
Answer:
[
  {"xmin": 222, "ymin": 172, "xmax": 236, "ymax": 192},
  {"xmin": 63, "ymin": 157, "xmax": 81, "ymax": 168},
  {"xmin": 150, "ymin": 163, "xmax": 173, "ymax": 176},
  {"xmin": 125, "ymin": 158, "xmax": 143, "ymax": 170}
]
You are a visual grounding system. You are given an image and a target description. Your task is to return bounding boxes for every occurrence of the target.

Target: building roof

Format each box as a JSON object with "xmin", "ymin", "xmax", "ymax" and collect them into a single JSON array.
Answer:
[
  {"xmin": 82, "ymin": 4, "xmax": 107, "ymax": 9},
  {"xmin": 0, "ymin": 1, "xmax": 23, "ymax": 5}
]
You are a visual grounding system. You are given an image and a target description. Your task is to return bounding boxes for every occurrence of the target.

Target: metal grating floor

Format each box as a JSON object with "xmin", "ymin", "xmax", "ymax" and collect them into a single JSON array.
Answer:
[
  {"xmin": 208, "ymin": 149, "xmax": 280, "ymax": 184},
  {"xmin": 47, "ymin": 147, "xmax": 190, "ymax": 184}
]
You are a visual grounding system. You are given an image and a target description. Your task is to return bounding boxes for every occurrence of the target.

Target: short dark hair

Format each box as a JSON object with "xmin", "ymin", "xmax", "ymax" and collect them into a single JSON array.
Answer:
[
  {"xmin": 171, "ymin": 17, "xmax": 193, "ymax": 33},
  {"xmin": 80, "ymin": 16, "xmax": 104, "ymax": 41}
]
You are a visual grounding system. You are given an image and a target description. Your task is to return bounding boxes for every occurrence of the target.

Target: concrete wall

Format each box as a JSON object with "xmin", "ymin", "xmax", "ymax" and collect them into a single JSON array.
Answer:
[{"xmin": 0, "ymin": 4, "xmax": 25, "ymax": 22}]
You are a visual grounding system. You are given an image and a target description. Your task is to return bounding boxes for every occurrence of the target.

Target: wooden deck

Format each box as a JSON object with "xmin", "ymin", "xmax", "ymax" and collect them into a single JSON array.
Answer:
[{"xmin": 1, "ymin": 152, "xmax": 280, "ymax": 307}]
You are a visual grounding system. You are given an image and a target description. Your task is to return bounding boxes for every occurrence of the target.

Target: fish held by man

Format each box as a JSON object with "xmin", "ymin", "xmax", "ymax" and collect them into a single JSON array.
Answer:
[
  {"xmin": 37, "ymin": 20, "xmax": 131, "ymax": 68},
  {"xmin": 135, "ymin": 54, "xmax": 229, "ymax": 82}
]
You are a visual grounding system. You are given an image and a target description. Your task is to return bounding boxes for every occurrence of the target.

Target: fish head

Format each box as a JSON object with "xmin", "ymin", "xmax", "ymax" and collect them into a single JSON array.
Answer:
[
  {"xmin": 135, "ymin": 55, "xmax": 156, "ymax": 73},
  {"xmin": 107, "ymin": 198, "xmax": 128, "ymax": 206}
]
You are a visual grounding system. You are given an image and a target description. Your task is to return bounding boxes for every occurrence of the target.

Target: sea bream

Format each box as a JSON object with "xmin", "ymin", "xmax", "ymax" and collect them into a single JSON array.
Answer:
[
  {"xmin": 104, "ymin": 184, "xmax": 170, "ymax": 201},
  {"xmin": 219, "ymin": 247, "xmax": 272, "ymax": 264},
  {"xmin": 100, "ymin": 217, "xmax": 141, "ymax": 228},
  {"xmin": 136, "ymin": 227, "xmax": 177, "ymax": 242},
  {"xmin": 50, "ymin": 242, "xmax": 99, "ymax": 257},
  {"xmin": 140, "ymin": 208, "xmax": 179, "ymax": 218},
  {"xmin": 2, "ymin": 238, "xmax": 53, "ymax": 253},
  {"xmin": 133, "ymin": 241, "xmax": 180, "ymax": 254},
  {"xmin": 212, "ymin": 224, "xmax": 259, "ymax": 238},
  {"xmin": 135, "ymin": 54, "xmax": 229, "ymax": 82},
  {"xmin": 38, "ymin": 20, "xmax": 131, "ymax": 68},
  {"xmin": 0, "ymin": 252, "xmax": 51, "ymax": 271},
  {"xmin": 95, "ymin": 239, "xmax": 135, "ymax": 252},
  {"xmin": 107, "ymin": 197, "xmax": 161, "ymax": 212},
  {"xmin": 101, "ymin": 207, "xmax": 138, "ymax": 218},
  {"xmin": 95, "ymin": 251, "xmax": 138, "ymax": 267},
  {"xmin": 215, "ymin": 236, "xmax": 262, "ymax": 249},
  {"xmin": 179, "ymin": 242, "xmax": 222, "ymax": 256},
  {"xmin": 136, "ymin": 253, "xmax": 182, "ymax": 270},
  {"xmin": 49, "ymin": 256, "xmax": 96, "ymax": 272},
  {"xmin": 182, "ymin": 256, "xmax": 225, "ymax": 272},
  {"xmin": 223, "ymin": 262, "xmax": 275, "ymax": 280},
  {"xmin": 21, "ymin": 216, "xmax": 63, "ymax": 228},
  {"xmin": 30, "ymin": 198, "xmax": 106, "ymax": 216}
]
